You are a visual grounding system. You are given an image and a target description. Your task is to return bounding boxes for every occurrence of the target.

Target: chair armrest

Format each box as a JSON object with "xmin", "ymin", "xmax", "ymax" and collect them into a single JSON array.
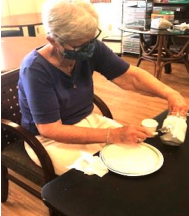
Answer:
[
  {"xmin": 93, "ymin": 94, "xmax": 113, "ymax": 119},
  {"xmin": 1, "ymin": 119, "xmax": 56, "ymax": 182}
]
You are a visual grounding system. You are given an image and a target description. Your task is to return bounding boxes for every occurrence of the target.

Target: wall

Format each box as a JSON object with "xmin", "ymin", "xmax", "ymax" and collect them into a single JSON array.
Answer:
[
  {"xmin": 1, "ymin": 0, "xmax": 122, "ymax": 37},
  {"xmin": 1, "ymin": 0, "xmax": 46, "ymax": 36},
  {"xmin": 87, "ymin": 0, "xmax": 122, "ymax": 37},
  {"xmin": 35, "ymin": 0, "xmax": 46, "ymax": 12},
  {"xmin": 1, "ymin": 0, "xmax": 37, "ymax": 16},
  {"xmin": 1, "ymin": 0, "xmax": 9, "ymax": 17}
]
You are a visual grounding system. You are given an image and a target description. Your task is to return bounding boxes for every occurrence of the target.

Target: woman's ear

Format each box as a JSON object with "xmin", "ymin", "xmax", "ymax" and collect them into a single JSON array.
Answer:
[{"xmin": 46, "ymin": 35, "xmax": 57, "ymax": 47}]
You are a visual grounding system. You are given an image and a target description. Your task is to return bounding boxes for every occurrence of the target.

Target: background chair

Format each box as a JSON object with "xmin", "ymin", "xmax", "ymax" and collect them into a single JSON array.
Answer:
[
  {"xmin": 137, "ymin": 34, "xmax": 189, "ymax": 77},
  {"xmin": 1, "ymin": 69, "xmax": 113, "ymax": 216}
]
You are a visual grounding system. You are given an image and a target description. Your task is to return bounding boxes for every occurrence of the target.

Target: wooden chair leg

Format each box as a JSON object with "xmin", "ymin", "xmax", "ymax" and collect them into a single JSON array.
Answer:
[
  {"xmin": 1, "ymin": 165, "xmax": 9, "ymax": 202},
  {"xmin": 137, "ymin": 58, "xmax": 142, "ymax": 67},
  {"xmin": 184, "ymin": 55, "xmax": 189, "ymax": 73},
  {"xmin": 164, "ymin": 63, "xmax": 172, "ymax": 74}
]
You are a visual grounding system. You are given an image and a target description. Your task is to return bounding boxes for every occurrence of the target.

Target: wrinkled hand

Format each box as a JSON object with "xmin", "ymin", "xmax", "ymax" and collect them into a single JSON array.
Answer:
[
  {"xmin": 110, "ymin": 125, "xmax": 151, "ymax": 145},
  {"xmin": 167, "ymin": 93, "xmax": 188, "ymax": 116}
]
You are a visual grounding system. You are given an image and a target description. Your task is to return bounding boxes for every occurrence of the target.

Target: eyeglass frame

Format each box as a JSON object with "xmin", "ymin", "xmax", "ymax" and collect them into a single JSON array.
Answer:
[{"xmin": 55, "ymin": 28, "xmax": 102, "ymax": 52}]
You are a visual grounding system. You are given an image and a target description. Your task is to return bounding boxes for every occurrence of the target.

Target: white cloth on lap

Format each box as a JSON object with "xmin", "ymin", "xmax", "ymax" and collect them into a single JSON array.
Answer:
[{"xmin": 24, "ymin": 113, "xmax": 122, "ymax": 176}]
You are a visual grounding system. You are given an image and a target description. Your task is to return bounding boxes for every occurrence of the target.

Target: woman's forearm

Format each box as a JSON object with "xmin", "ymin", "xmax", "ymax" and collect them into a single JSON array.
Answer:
[
  {"xmin": 36, "ymin": 121, "xmax": 152, "ymax": 145},
  {"xmin": 113, "ymin": 65, "xmax": 180, "ymax": 100},
  {"xmin": 37, "ymin": 121, "xmax": 109, "ymax": 144},
  {"xmin": 112, "ymin": 65, "xmax": 188, "ymax": 115}
]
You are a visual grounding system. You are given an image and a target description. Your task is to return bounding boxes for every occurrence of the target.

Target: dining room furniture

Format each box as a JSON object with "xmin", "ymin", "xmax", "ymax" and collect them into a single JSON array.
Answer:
[
  {"xmin": 1, "ymin": 68, "xmax": 113, "ymax": 216},
  {"xmin": 119, "ymin": 27, "xmax": 189, "ymax": 80},
  {"xmin": 1, "ymin": 36, "xmax": 47, "ymax": 73},
  {"xmin": 1, "ymin": 29, "xmax": 24, "ymax": 37},
  {"xmin": 41, "ymin": 110, "xmax": 189, "ymax": 216},
  {"xmin": 1, "ymin": 13, "xmax": 42, "ymax": 36},
  {"xmin": 102, "ymin": 36, "xmax": 122, "ymax": 57}
]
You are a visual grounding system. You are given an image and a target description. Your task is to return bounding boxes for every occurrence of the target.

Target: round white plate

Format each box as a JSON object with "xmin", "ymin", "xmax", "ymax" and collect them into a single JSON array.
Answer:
[{"xmin": 100, "ymin": 143, "xmax": 164, "ymax": 176}]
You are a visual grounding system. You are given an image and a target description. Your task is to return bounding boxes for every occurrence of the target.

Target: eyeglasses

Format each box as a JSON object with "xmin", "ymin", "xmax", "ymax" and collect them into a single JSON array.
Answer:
[
  {"xmin": 55, "ymin": 28, "xmax": 101, "ymax": 51},
  {"xmin": 69, "ymin": 28, "xmax": 102, "ymax": 51}
]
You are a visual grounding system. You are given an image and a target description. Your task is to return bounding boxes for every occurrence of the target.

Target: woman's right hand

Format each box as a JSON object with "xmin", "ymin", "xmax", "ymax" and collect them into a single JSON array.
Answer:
[{"xmin": 109, "ymin": 125, "xmax": 151, "ymax": 145}]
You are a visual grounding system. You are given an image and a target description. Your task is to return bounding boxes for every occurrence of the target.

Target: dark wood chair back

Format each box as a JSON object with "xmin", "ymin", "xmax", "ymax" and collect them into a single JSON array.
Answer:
[
  {"xmin": 1, "ymin": 69, "xmax": 113, "ymax": 216},
  {"xmin": 1, "ymin": 69, "xmax": 21, "ymax": 146}
]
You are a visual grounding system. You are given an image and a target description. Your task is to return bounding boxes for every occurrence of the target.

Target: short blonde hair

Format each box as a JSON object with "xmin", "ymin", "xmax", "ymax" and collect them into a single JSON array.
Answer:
[{"xmin": 42, "ymin": 0, "xmax": 99, "ymax": 43}]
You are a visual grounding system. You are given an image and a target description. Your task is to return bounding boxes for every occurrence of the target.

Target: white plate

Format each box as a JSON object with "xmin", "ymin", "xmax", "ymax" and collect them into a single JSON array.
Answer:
[{"xmin": 100, "ymin": 143, "xmax": 164, "ymax": 176}]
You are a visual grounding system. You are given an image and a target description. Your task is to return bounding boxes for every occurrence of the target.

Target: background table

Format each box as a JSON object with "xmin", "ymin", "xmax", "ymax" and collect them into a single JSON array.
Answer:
[
  {"xmin": 1, "ymin": 13, "xmax": 42, "ymax": 36},
  {"xmin": 42, "ymin": 110, "xmax": 189, "ymax": 216},
  {"xmin": 1, "ymin": 36, "xmax": 47, "ymax": 72},
  {"xmin": 119, "ymin": 27, "xmax": 189, "ymax": 79}
]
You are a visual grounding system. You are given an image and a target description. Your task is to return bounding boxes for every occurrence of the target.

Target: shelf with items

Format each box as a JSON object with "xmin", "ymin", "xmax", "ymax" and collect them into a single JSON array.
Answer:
[
  {"xmin": 122, "ymin": 32, "xmax": 140, "ymax": 54},
  {"xmin": 122, "ymin": 0, "xmax": 154, "ymax": 30},
  {"xmin": 152, "ymin": 1, "xmax": 189, "ymax": 58},
  {"xmin": 120, "ymin": 0, "xmax": 189, "ymax": 55},
  {"xmin": 154, "ymin": 0, "xmax": 189, "ymax": 4},
  {"xmin": 153, "ymin": 1, "xmax": 189, "ymax": 24},
  {"xmin": 121, "ymin": 0, "xmax": 153, "ymax": 54}
]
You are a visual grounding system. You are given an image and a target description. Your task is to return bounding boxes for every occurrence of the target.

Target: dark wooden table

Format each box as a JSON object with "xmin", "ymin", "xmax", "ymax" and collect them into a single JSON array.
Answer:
[
  {"xmin": 42, "ymin": 110, "xmax": 189, "ymax": 216},
  {"xmin": 1, "ymin": 13, "xmax": 42, "ymax": 36},
  {"xmin": 1, "ymin": 36, "xmax": 47, "ymax": 73},
  {"xmin": 119, "ymin": 27, "xmax": 189, "ymax": 79}
]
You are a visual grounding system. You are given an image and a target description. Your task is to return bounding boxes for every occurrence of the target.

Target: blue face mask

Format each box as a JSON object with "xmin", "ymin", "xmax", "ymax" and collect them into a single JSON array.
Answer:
[{"xmin": 61, "ymin": 41, "xmax": 96, "ymax": 61}]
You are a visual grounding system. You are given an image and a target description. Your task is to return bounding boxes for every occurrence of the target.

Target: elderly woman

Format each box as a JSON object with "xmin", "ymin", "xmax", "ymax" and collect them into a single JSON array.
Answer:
[{"xmin": 18, "ymin": 0, "xmax": 188, "ymax": 174}]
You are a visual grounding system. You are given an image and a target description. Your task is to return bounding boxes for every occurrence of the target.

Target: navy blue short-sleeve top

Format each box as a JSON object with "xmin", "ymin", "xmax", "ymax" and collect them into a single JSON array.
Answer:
[{"xmin": 18, "ymin": 40, "xmax": 130, "ymax": 135}]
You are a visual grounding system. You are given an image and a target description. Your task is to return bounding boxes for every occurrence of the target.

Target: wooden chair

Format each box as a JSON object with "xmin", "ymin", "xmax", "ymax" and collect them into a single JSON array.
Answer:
[
  {"xmin": 137, "ymin": 34, "xmax": 189, "ymax": 79},
  {"xmin": 1, "ymin": 69, "xmax": 113, "ymax": 215}
]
